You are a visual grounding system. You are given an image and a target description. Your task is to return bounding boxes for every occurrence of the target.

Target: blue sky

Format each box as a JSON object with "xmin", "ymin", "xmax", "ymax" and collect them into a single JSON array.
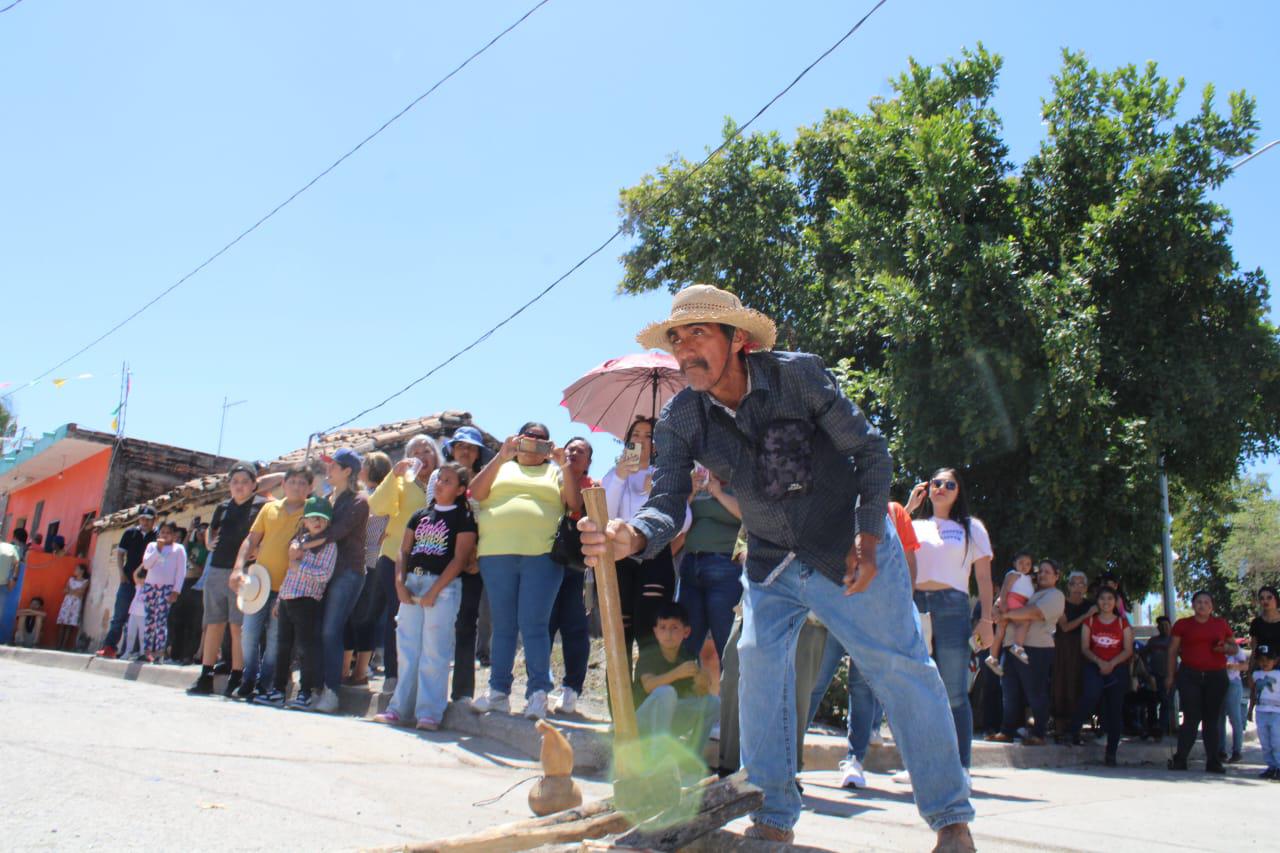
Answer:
[{"xmin": 2, "ymin": 0, "xmax": 1277, "ymax": 485}]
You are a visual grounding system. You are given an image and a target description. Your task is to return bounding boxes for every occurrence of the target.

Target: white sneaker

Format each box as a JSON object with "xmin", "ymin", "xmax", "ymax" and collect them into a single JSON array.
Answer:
[
  {"xmin": 552, "ymin": 687, "xmax": 578, "ymax": 715},
  {"xmin": 892, "ymin": 769, "xmax": 911, "ymax": 785},
  {"xmin": 381, "ymin": 677, "xmax": 398, "ymax": 694},
  {"xmin": 868, "ymin": 729, "xmax": 884, "ymax": 747},
  {"xmin": 470, "ymin": 690, "xmax": 509, "ymax": 714},
  {"xmin": 838, "ymin": 757, "xmax": 866, "ymax": 789},
  {"xmin": 524, "ymin": 690, "xmax": 549, "ymax": 720},
  {"xmin": 313, "ymin": 689, "xmax": 340, "ymax": 714}
]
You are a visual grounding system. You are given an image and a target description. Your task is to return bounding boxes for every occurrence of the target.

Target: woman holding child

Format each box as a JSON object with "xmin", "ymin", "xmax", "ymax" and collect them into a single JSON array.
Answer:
[{"xmin": 468, "ymin": 422, "xmax": 582, "ymax": 721}]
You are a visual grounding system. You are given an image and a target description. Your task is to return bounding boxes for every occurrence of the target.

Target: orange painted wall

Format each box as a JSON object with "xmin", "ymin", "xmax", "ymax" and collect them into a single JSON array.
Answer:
[
  {"xmin": 6, "ymin": 449, "xmax": 111, "ymax": 646},
  {"xmin": 5, "ymin": 448, "xmax": 112, "ymax": 551}
]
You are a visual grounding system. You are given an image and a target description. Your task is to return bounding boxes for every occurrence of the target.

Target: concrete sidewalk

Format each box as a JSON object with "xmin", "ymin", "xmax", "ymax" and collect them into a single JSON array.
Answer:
[{"xmin": 0, "ymin": 645, "xmax": 1231, "ymax": 776}]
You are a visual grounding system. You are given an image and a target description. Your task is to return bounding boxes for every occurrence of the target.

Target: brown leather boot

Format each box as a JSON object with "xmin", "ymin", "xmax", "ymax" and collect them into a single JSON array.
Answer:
[
  {"xmin": 744, "ymin": 822, "xmax": 796, "ymax": 844},
  {"xmin": 932, "ymin": 823, "xmax": 976, "ymax": 853}
]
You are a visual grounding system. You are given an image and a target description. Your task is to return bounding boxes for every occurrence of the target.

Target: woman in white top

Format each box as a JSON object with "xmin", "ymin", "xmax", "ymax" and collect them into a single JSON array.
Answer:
[
  {"xmin": 905, "ymin": 467, "xmax": 995, "ymax": 769},
  {"xmin": 600, "ymin": 416, "xmax": 691, "ymax": 671}
]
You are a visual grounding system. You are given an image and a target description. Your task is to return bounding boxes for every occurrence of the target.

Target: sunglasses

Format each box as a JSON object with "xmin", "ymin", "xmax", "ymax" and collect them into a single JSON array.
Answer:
[{"xmin": 931, "ymin": 479, "xmax": 958, "ymax": 491}]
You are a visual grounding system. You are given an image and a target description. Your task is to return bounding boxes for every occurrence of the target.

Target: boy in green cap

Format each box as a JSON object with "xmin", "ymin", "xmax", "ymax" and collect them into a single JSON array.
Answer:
[{"xmin": 258, "ymin": 496, "xmax": 337, "ymax": 710}]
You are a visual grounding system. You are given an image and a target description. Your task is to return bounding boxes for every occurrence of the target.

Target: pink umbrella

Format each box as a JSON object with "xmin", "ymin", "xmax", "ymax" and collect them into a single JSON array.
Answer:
[{"xmin": 561, "ymin": 352, "xmax": 686, "ymax": 441}]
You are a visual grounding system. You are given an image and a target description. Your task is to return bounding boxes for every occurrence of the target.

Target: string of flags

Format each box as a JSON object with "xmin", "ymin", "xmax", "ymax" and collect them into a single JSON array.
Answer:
[{"xmin": 0, "ymin": 372, "xmax": 93, "ymax": 391}]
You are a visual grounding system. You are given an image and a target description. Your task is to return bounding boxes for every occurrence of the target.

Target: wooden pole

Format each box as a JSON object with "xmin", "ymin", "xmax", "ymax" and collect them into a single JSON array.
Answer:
[{"xmin": 581, "ymin": 486, "xmax": 638, "ymax": 743}]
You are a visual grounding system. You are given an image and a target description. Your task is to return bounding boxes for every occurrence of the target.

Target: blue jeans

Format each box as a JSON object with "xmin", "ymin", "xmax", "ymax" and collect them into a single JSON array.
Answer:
[
  {"xmin": 636, "ymin": 684, "xmax": 721, "ymax": 753},
  {"xmin": 738, "ymin": 518, "xmax": 972, "ymax": 832},
  {"xmin": 677, "ymin": 551, "xmax": 743, "ymax": 659},
  {"xmin": 1258, "ymin": 711, "xmax": 1280, "ymax": 769},
  {"xmin": 548, "ymin": 568, "xmax": 590, "ymax": 694},
  {"xmin": 1071, "ymin": 660, "xmax": 1128, "ymax": 754},
  {"xmin": 389, "ymin": 574, "xmax": 462, "ymax": 721},
  {"xmin": 1218, "ymin": 678, "xmax": 1245, "ymax": 757},
  {"xmin": 913, "ymin": 588, "xmax": 975, "ymax": 767},
  {"xmin": 241, "ymin": 591, "xmax": 280, "ymax": 689},
  {"xmin": 320, "ymin": 569, "xmax": 366, "ymax": 692},
  {"xmin": 479, "ymin": 554, "xmax": 563, "ymax": 697},
  {"xmin": 805, "ymin": 632, "xmax": 882, "ymax": 763},
  {"xmin": 101, "ymin": 581, "xmax": 137, "ymax": 650},
  {"xmin": 1000, "ymin": 646, "xmax": 1054, "ymax": 739}
]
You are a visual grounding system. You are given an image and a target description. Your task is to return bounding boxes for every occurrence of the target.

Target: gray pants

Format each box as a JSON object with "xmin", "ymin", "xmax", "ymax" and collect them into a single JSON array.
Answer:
[{"xmin": 718, "ymin": 613, "xmax": 826, "ymax": 773}]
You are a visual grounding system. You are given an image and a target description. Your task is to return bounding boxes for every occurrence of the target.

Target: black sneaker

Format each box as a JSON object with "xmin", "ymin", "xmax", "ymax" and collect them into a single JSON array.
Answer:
[
  {"xmin": 1227, "ymin": 752, "xmax": 1243, "ymax": 764},
  {"xmin": 213, "ymin": 661, "xmax": 232, "ymax": 675},
  {"xmin": 186, "ymin": 674, "xmax": 215, "ymax": 696},
  {"xmin": 1205, "ymin": 761, "xmax": 1226, "ymax": 775},
  {"xmin": 287, "ymin": 690, "xmax": 314, "ymax": 711},
  {"xmin": 233, "ymin": 677, "xmax": 256, "ymax": 701},
  {"xmin": 1259, "ymin": 768, "xmax": 1275, "ymax": 780},
  {"xmin": 255, "ymin": 688, "xmax": 286, "ymax": 708},
  {"xmin": 1104, "ymin": 752, "xmax": 1117, "ymax": 767},
  {"xmin": 1167, "ymin": 756, "xmax": 1188, "ymax": 771},
  {"xmin": 222, "ymin": 671, "xmax": 243, "ymax": 698}
]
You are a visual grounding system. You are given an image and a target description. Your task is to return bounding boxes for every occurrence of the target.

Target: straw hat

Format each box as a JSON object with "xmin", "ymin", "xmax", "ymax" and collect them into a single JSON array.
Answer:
[
  {"xmin": 236, "ymin": 563, "xmax": 272, "ymax": 615},
  {"xmin": 635, "ymin": 284, "xmax": 777, "ymax": 353}
]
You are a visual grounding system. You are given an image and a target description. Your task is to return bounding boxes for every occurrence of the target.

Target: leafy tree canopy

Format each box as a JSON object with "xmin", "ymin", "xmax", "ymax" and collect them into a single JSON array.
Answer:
[{"xmin": 617, "ymin": 46, "xmax": 1280, "ymax": 595}]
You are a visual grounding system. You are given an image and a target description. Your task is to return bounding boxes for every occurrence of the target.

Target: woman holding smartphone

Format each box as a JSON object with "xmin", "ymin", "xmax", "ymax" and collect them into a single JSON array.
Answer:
[
  {"xmin": 469, "ymin": 422, "xmax": 582, "ymax": 721},
  {"xmin": 905, "ymin": 468, "xmax": 995, "ymax": 766},
  {"xmin": 601, "ymin": 416, "xmax": 691, "ymax": 672}
]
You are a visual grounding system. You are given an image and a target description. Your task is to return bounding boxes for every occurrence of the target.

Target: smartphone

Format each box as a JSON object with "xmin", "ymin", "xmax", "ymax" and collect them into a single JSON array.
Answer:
[
  {"xmin": 517, "ymin": 437, "xmax": 553, "ymax": 456},
  {"xmin": 622, "ymin": 442, "xmax": 642, "ymax": 467}
]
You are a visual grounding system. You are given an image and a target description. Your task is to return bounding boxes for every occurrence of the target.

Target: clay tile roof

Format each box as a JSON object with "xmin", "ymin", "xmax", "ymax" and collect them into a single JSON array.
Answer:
[{"xmin": 93, "ymin": 411, "xmax": 496, "ymax": 532}]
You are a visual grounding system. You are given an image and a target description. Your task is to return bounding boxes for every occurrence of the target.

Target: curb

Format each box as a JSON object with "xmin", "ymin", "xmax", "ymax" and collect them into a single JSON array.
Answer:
[{"xmin": 1, "ymin": 646, "xmax": 1224, "ymax": 773}]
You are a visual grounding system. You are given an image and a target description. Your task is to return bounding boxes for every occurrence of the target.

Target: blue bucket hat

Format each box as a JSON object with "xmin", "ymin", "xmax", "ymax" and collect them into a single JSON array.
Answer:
[
  {"xmin": 443, "ymin": 426, "xmax": 494, "ymax": 463},
  {"xmin": 321, "ymin": 447, "xmax": 363, "ymax": 475}
]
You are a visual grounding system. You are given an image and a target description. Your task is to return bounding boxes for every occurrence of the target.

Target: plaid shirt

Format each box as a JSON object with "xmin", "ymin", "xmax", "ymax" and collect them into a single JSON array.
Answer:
[
  {"xmin": 279, "ymin": 539, "xmax": 337, "ymax": 601},
  {"xmin": 631, "ymin": 350, "xmax": 892, "ymax": 587}
]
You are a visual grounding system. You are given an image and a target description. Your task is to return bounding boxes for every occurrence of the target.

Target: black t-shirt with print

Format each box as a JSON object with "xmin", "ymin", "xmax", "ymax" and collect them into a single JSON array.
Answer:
[
  {"xmin": 1250, "ymin": 617, "xmax": 1280, "ymax": 657},
  {"xmin": 404, "ymin": 504, "xmax": 476, "ymax": 575},
  {"xmin": 631, "ymin": 643, "xmax": 698, "ymax": 707},
  {"xmin": 209, "ymin": 495, "xmax": 267, "ymax": 569},
  {"xmin": 117, "ymin": 525, "xmax": 157, "ymax": 583}
]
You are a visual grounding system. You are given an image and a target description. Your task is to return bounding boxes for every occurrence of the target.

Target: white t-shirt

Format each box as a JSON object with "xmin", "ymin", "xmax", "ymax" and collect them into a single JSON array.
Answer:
[
  {"xmin": 1226, "ymin": 647, "xmax": 1249, "ymax": 683},
  {"xmin": 602, "ymin": 466, "xmax": 691, "ymax": 535},
  {"xmin": 1254, "ymin": 669, "xmax": 1280, "ymax": 714},
  {"xmin": 912, "ymin": 516, "xmax": 993, "ymax": 592}
]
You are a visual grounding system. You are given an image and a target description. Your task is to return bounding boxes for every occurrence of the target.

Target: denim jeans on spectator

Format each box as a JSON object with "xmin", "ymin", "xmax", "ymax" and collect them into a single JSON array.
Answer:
[
  {"xmin": 321, "ymin": 569, "xmax": 366, "ymax": 692},
  {"xmin": 738, "ymin": 519, "xmax": 972, "ymax": 833},
  {"xmin": 677, "ymin": 551, "xmax": 743, "ymax": 659},
  {"xmin": 913, "ymin": 587, "xmax": 975, "ymax": 767},
  {"xmin": 636, "ymin": 684, "xmax": 721, "ymax": 753},
  {"xmin": 1000, "ymin": 646, "xmax": 1054, "ymax": 739},
  {"xmin": 805, "ymin": 632, "xmax": 883, "ymax": 763},
  {"xmin": 1217, "ymin": 677, "xmax": 1245, "ymax": 757},
  {"xmin": 548, "ymin": 568, "xmax": 590, "ymax": 694},
  {"xmin": 241, "ymin": 591, "xmax": 280, "ymax": 689},
  {"xmin": 452, "ymin": 571, "xmax": 484, "ymax": 700},
  {"xmin": 1071, "ymin": 660, "xmax": 1128, "ymax": 754},
  {"xmin": 1257, "ymin": 710, "xmax": 1280, "ymax": 770},
  {"xmin": 479, "ymin": 553, "xmax": 563, "ymax": 698},
  {"xmin": 101, "ymin": 581, "xmax": 136, "ymax": 650},
  {"xmin": 375, "ymin": 555, "xmax": 401, "ymax": 681},
  {"xmin": 388, "ymin": 574, "xmax": 461, "ymax": 721}
]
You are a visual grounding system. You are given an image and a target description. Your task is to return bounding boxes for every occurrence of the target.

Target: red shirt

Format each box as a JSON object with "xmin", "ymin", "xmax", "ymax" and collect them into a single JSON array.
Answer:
[
  {"xmin": 1087, "ymin": 614, "xmax": 1129, "ymax": 661},
  {"xmin": 1171, "ymin": 616, "xmax": 1234, "ymax": 672},
  {"xmin": 889, "ymin": 502, "xmax": 920, "ymax": 552}
]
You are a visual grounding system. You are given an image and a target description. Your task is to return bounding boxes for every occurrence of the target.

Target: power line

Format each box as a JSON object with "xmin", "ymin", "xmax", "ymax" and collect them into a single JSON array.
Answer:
[
  {"xmin": 320, "ymin": 0, "xmax": 893, "ymax": 434},
  {"xmin": 1231, "ymin": 138, "xmax": 1279, "ymax": 171},
  {"xmin": 3, "ymin": 0, "xmax": 551, "ymax": 400},
  {"xmin": 0, "ymin": 0, "xmax": 27, "ymax": 15}
]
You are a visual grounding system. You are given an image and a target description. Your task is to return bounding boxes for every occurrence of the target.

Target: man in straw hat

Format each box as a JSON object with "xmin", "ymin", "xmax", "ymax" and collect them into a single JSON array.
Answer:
[{"xmin": 580, "ymin": 284, "xmax": 975, "ymax": 850}]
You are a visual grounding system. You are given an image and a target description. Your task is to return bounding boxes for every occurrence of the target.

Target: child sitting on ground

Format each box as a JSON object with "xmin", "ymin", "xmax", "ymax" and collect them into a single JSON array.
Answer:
[
  {"xmin": 985, "ymin": 550, "xmax": 1035, "ymax": 676},
  {"xmin": 374, "ymin": 462, "xmax": 477, "ymax": 730},
  {"xmin": 632, "ymin": 601, "xmax": 721, "ymax": 759},
  {"xmin": 14, "ymin": 596, "xmax": 46, "ymax": 647},
  {"xmin": 258, "ymin": 497, "xmax": 337, "ymax": 711}
]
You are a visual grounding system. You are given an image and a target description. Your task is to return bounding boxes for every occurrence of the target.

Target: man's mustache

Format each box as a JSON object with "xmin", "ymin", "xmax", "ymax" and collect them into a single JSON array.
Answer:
[{"xmin": 680, "ymin": 359, "xmax": 709, "ymax": 373}]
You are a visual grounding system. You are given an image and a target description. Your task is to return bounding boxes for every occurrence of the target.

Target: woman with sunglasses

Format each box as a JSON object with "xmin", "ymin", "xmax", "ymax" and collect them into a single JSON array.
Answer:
[
  {"xmin": 905, "ymin": 468, "xmax": 995, "ymax": 767},
  {"xmin": 469, "ymin": 422, "xmax": 583, "ymax": 721}
]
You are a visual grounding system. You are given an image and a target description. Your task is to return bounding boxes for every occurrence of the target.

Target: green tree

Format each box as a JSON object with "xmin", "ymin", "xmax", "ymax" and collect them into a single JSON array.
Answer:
[{"xmin": 617, "ymin": 46, "xmax": 1280, "ymax": 595}]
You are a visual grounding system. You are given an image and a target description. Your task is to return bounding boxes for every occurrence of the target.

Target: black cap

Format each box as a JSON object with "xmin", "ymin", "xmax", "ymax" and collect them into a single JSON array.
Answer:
[
  {"xmin": 1259, "ymin": 644, "xmax": 1276, "ymax": 658},
  {"xmin": 228, "ymin": 461, "xmax": 258, "ymax": 481},
  {"xmin": 138, "ymin": 506, "xmax": 157, "ymax": 518}
]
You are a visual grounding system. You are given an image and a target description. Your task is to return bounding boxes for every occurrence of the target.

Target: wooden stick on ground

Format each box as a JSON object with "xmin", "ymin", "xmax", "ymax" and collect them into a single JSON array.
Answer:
[{"xmin": 581, "ymin": 486, "xmax": 638, "ymax": 743}]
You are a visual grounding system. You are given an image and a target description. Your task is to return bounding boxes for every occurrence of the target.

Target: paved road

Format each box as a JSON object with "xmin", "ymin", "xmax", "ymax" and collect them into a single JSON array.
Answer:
[{"xmin": 2, "ymin": 659, "xmax": 1274, "ymax": 851}]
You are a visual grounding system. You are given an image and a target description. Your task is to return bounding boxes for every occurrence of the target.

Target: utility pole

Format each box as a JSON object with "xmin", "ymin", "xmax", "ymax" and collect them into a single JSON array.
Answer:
[
  {"xmin": 217, "ymin": 397, "xmax": 247, "ymax": 457},
  {"xmin": 1159, "ymin": 455, "xmax": 1177, "ymax": 621}
]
